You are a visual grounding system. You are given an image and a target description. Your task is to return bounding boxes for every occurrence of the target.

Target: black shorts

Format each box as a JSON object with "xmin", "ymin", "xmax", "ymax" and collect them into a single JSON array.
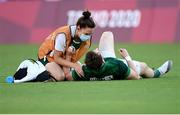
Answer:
[{"xmin": 35, "ymin": 70, "xmax": 52, "ymax": 82}]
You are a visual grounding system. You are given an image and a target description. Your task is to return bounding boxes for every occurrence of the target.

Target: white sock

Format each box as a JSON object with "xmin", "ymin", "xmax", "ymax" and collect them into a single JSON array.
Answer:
[{"xmin": 157, "ymin": 60, "xmax": 173, "ymax": 76}]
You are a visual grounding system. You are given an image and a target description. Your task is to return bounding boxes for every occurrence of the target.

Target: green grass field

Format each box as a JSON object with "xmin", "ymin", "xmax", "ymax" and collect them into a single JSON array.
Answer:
[{"xmin": 0, "ymin": 43, "xmax": 180, "ymax": 114}]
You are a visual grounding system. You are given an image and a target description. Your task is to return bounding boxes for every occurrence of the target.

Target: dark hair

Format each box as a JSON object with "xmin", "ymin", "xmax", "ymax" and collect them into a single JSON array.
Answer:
[
  {"xmin": 85, "ymin": 51, "xmax": 103, "ymax": 70},
  {"xmin": 76, "ymin": 10, "xmax": 96, "ymax": 28}
]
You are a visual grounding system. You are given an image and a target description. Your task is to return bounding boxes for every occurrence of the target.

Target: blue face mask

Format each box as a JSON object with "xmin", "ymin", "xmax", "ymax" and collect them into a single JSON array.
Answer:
[{"xmin": 80, "ymin": 34, "xmax": 91, "ymax": 41}]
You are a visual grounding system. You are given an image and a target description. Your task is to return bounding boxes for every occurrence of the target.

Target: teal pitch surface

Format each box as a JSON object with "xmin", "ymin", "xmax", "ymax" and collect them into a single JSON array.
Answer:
[{"xmin": 0, "ymin": 43, "xmax": 179, "ymax": 114}]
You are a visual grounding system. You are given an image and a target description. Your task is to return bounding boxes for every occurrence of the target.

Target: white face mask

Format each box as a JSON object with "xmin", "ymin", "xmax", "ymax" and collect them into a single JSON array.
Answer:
[{"xmin": 80, "ymin": 34, "xmax": 91, "ymax": 41}]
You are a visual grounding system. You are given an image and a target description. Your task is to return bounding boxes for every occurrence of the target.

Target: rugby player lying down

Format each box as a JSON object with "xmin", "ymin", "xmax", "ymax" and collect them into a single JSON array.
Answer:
[{"xmin": 64, "ymin": 31, "xmax": 173, "ymax": 81}]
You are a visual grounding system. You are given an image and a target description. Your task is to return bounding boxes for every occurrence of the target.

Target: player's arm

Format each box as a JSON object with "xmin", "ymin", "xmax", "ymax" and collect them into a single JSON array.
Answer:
[
  {"xmin": 71, "ymin": 40, "xmax": 90, "ymax": 62},
  {"xmin": 54, "ymin": 34, "xmax": 83, "ymax": 76},
  {"xmin": 54, "ymin": 50, "xmax": 83, "ymax": 76},
  {"xmin": 54, "ymin": 51, "xmax": 75, "ymax": 68},
  {"xmin": 119, "ymin": 48, "xmax": 141, "ymax": 80},
  {"xmin": 62, "ymin": 46, "xmax": 76, "ymax": 81}
]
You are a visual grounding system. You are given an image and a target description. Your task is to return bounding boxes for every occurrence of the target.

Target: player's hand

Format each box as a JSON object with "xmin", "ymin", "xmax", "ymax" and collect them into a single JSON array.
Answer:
[
  {"xmin": 74, "ymin": 63, "xmax": 84, "ymax": 77},
  {"xmin": 93, "ymin": 48, "xmax": 101, "ymax": 55},
  {"xmin": 67, "ymin": 46, "xmax": 76, "ymax": 55},
  {"xmin": 93, "ymin": 48, "xmax": 99, "ymax": 53},
  {"xmin": 63, "ymin": 67, "xmax": 73, "ymax": 81},
  {"xmin": 119, "ymin": 48, "xmax": 129, "ymax": 58}
]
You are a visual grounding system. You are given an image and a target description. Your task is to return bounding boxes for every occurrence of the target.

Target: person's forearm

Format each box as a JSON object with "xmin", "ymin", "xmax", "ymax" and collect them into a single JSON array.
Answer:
[
  {"xmin": 127, "ymin": 61, "xmax": 137, "ymax": 73},
  {"xmin": 125, "ymin": 56, "xmax": 141, "ymax": 79},
  {"xmin": 119, "ymin": 48, "xmax": 141, "ymax": 79},
  {"xmin": 63, "ymin": 50, "xmax": 74, "ymax": 80},
  {"xmin": 63, "ymin": 54, "xmax": 71, "ymax": 76},
  {"xmin": 54, "ymin": 57, "xmax": 75, "ymax": 68},
  {"xmin": 124, "ymin": 56, "xmax": 138, "ymax": 74}
]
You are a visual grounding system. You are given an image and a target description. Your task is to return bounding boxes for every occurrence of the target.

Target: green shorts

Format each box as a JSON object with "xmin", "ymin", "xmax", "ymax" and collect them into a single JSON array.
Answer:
[{"xmin": 38, "ymin": 58, "xmax": 49, "ymax": 66}]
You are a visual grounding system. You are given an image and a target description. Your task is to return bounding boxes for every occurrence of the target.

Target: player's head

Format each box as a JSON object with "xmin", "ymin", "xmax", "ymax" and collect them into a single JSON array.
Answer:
[
  {"xmin": 76, "ymin": 10, "xmax": 96, "ymax": 42},
  {"xmin": 84, "ymin": 51, "xmax": 103, "ymax": 70}
]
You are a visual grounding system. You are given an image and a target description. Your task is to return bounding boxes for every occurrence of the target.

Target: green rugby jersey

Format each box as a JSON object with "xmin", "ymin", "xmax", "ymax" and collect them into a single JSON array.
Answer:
[{"xmin": 72, "ymin": 57, "xmax": 130, "ymax": 81}]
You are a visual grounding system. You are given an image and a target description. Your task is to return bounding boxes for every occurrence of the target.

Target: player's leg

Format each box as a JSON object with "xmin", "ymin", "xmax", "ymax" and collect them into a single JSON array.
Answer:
[
  {"xmin": 138, "ymin": 62, "xmax": 154, "ymax": 78},
  {"xmin": 119, "ymin": 59, "xmax": 142, "ymax": 76},
  {"xmin": 126, "ymin": 68, "xmax": 141, "ymax": 80},
  {"xmin": 138, "ymin": 60, "xmax": 173, "ymax": 78},
  {"xmin": 45, "ymin": 62, "xmax": 65, "ymax": 81},
  {"xmin": 98, "ymin": 31, "xmax": 116, "ymax": 58}
]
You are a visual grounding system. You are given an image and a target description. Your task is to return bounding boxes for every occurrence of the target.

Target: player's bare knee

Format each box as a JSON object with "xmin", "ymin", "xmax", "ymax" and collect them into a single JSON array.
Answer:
[
  {"xmin": 133, "ymin": 73, "xmax": 140, "ymax": 80},
  {"xmin": 127, "ymin": 69, "xmax": 140, "ymax": 80},
  {"xmin": 140, "ymin": 62, "xmax": 148, "ymax": 71},
  {"xmin": 65, "ymin": 74, "xmax": 73, "ymax": 81},
  {"xmin": 141, "ymin": 62, "xmax": 148, "ymax": 68},
  {"xmin": 54, "ymin": 73, "xmax": 65, "ymax": 81}
]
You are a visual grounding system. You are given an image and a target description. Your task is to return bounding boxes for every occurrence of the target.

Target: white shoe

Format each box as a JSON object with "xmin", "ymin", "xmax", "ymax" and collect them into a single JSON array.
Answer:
[{"xmin": 158, "ymin": 60, "xmax": 173, "ymax": 75}]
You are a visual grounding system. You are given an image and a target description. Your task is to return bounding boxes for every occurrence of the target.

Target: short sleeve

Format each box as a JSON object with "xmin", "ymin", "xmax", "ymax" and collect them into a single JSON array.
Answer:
[
  {"xmin": 55, "ymin": 34, "xmax": 66, "ymax": 52},
  {"xmin": 118, "ymin": 61, "xmax": 130, "ymax": 79}
]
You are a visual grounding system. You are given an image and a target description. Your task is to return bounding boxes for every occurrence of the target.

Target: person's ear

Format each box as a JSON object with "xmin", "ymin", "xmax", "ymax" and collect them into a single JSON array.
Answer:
[{"xmin": 77, "ymin": 25, "xmax": 81, "ymax": 30}]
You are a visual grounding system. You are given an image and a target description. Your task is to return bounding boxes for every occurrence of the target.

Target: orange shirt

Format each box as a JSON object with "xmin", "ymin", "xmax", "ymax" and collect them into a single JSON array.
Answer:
[{"xmin": 38, "ymin": 26, "xmax": 91, "ymax": 63}]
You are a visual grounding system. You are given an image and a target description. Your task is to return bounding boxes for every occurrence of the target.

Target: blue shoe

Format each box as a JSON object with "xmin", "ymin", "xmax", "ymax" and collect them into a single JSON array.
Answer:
[{"xmin": 6, "ymin": 76, "xmax": 14, "ymax": 83}]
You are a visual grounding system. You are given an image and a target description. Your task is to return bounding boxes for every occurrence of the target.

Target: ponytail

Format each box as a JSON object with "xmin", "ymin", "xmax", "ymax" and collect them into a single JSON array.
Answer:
[{"xmin": 76, "ymin": 10, "xmax": 96, "ymax": 28}]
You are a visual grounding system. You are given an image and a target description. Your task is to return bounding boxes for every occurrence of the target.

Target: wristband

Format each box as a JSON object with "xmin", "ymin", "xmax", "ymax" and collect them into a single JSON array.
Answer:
[{"xmin": 125, "ymin": 56, "xmax": 132, "ymax": 61}]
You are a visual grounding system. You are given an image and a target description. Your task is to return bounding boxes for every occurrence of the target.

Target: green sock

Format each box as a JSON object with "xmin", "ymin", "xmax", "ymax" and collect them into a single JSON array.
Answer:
[{"xmin": 154, "ymin": 70, "xmax": 161, "ymax": 78}]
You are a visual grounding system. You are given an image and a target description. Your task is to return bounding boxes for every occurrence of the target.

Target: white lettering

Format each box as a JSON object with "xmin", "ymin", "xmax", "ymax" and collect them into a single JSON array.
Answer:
[
  {"xmin": 90, "ymin": 75, "xmax": 113, "ymax": 81},
  {"xmin": 67, "ymin": 10, "xmax": 141, "ymax": 28}
]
